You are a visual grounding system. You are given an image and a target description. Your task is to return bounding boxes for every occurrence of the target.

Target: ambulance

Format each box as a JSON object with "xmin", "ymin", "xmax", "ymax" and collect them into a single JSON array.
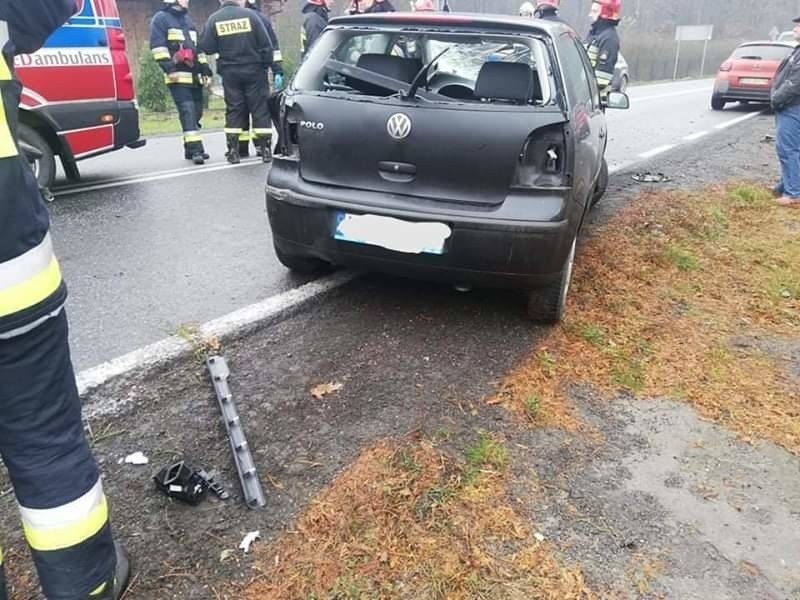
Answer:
[{"xmin": 14, "ymin": 0, "xmax": 145, "ymax": 189}]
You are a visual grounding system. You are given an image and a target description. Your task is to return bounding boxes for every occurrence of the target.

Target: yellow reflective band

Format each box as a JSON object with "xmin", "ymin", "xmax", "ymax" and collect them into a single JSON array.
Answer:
[
  {"xmin": 189, "ymin": 31, "xmax": 198, "ymax": 43},
  {"xmin": 216, "ymin": 18, "xmax": 252, "ymax": 37},
  {"xmin": 165, "ymin": 73, "xmax": 195, "ymax": 85},
  {"xmin": 0, "ymin": 546, "xmax": 3, "ymax": 566},
  {"xmin": 0, "ymin": 55, "xmax": 11, "ymax": 81},
  {"xmin": 238, "ymin": 132, "xmax": 251, "ymax": 142},
  {"xmin": 224, "ymin": 127, "xmax": 243, "ymax": 134},
  {"xmin": 167, "ymin": 28, "xmax": 185, "ymax": 42},
  {"xmin": 152, "ymin": 46, "xmax": 171, "ymax": 61},
  {"xmin": 0, "ymin": 93, "xmax": 18, "ymax": 159},
  {"xmin": 198, "ymin": 53, "xmax": 208, "ymax": 64},
  {"xmin": 253, "ymin": 128, "xmax": 272, "ymax": 136},
  {"xmin": 23, "ymin": 495, "xmax": 108, "ymax": 552},
  {"xmin": 0, "ymin": 257, "xmax": 61, "ymax": 318},
  {"xmin": 273, "ymin": 50, "xmax": 283, "ymax": 62},
  {"xmin": 595, "ymin": 71, "xmax": 613, "ymax": 84},
  {"xmin": 184, "ymin": 134, "xmax": 202, "ymax": 143},
  {"xmin": 89, "ymin": 582, "xmax": 107, "ymax": 596}
]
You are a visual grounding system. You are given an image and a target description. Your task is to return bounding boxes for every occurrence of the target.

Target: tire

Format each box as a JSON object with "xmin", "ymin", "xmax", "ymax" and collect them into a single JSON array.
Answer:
[
  {"xmin": 18, "ymin": 123, "xmax": 55, "ymax": 190},
  {"xmin": 526, "ymin": 237, "xmax": 577, "ymax": 325},
  {"xmin": 711, "ymin": 95, "xmax": 726, "ymax": 111},
  {"xmin": 591, "ymin": 157, "xmax": 609, "ymax": 208},
  {"xmin": 619, "ymin": 74, "xmax": 629, "ymax": 93},
  {"xmin": 274, "ymin": 244, "xmax": 331, "ymax": 274}
]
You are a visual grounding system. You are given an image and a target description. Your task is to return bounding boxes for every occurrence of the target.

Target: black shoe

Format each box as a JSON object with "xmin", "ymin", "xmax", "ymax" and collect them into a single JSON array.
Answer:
[
  {"xmin": 192, "ymin": 153, "xmax": 205, "ymax": 165},
  {"xmin": 239, "ymin": 144, "xmax": 251, "ymax": 158},
  {"xmin": 226, "ymin": 149, "xmax": 240, "ymax": 165},
  {"xmin": 202, "ymin": 152, "xmax": 210, "ymax": 160},
  {"xmin": 90, "ymin": 541, "xmax": 130, "ymax": 600}
]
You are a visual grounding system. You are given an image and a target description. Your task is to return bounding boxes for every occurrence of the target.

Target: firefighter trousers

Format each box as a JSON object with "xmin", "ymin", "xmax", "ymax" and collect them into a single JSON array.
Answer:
[
  {"xmin": 169, "ymin": 84, "xmax": 206, "ymax": 159},
  {"xmin": 222, "ymin": 65, "xmax": 272, "ymax": 149},
  {"xmin": 0, "ymin": 311, "xmax": 116, "ymax": 600}
]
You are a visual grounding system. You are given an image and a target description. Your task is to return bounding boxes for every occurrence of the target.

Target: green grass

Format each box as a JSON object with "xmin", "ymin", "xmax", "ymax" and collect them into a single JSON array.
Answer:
[
  {"xmin": 523, "ymin": 394, "xmax": 541, "ymax": 421},
  {"xmin": 611, "ymin": 358, "xmax": 646, "ymax": 392},
  {"xmin": 664, "ymin": 245, "xmax": 700, "ymax": 272},
  {"xmin": 582, "ymin": 324, "xmax": 607, "ymax": 348},
  {"xmin": 139, "ymin": 108, "xmax": 225, "ymax": 137},
  {"xmin": 730, "ymin": 184, "xmax": 770, "ymax": 207}
]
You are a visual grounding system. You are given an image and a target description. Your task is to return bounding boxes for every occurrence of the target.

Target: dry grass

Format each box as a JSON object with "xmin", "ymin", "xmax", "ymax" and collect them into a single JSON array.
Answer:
[
  {"xmin": 496, "ymin": 183, "xmax": 800, "ymax": 453},
  {"xmin": 243, "ymin": 437, "xmax": 593, "ymax": 599}
]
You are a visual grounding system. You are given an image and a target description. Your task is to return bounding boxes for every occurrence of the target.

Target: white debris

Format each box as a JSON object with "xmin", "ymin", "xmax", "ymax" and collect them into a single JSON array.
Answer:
[
  {"xmin": 123, "ymin": 452, "xmax": 149, "ymax": 466},
  {"xmin": 533, "ymin": 532, "xmax": 546, "ymax": 543},
  {"xmin": 239, "ymin": 530, "xmax": 261, "ymax": 554}
]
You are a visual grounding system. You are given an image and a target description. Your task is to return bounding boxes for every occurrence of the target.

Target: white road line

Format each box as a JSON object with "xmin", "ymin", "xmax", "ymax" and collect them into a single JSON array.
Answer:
[
  {"xmin": 79, "ymin": 271, "xmax": 357, "ymax": 414},
  {"xmin": 56, "ymin": 160, "xmax": 263, "ymax": 197},
  {"xmin": 714, "ymin": 111, "xmax": 762, "ymax": 130},
  {"xmin": 638, "ymin": 144, "xmax": 676, "ymax": 159},
  {"xmin": 684, "ymin": 130, "xmax": 710, "ymax": 141},
  {"xmin": 631, "ymin": 87, "xmax": 712, "ymax": 103}
]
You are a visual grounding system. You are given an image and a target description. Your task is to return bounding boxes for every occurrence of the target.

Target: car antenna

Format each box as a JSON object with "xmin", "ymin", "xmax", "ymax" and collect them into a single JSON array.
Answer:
[{"xmin": 403, "ymin": 46, "xmax": 452, "ymax": 101}]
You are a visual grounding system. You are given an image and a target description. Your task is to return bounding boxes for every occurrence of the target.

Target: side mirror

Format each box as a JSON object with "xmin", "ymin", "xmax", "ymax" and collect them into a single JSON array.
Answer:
[{"xmin": 605, "ymin": 91, "xmax": 630, "ymax": 110}]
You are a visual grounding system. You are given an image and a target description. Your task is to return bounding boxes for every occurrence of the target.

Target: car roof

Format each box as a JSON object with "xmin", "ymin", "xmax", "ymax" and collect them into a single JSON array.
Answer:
[{"xmin": 328, "ymin": 12, "xmax": 571, "ymax": 36}]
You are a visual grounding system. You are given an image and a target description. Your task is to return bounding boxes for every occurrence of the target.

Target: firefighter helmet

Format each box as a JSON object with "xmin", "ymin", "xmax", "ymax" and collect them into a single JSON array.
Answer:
[
  {"xmin": 536, "ymin": 0, "xmax": 560, "ymax": 8},
  {"xmin": 415, "ymin": 0, "xmax": 434, "ymax": 10},
  {"xmin": 246, "ymin": 0, "xmax": 262, "ymax": 6},
  {"xmin": 519, "ymin": 2, "xmax": 535, "ymax": 17},
  {"xmin": 593, "ymin": 0, "xmax": 621, "ymax": 20}
]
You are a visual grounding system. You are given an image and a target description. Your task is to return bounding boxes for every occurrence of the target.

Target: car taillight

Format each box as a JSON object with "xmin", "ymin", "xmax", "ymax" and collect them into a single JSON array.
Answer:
[
  {"xmin": 512, "ymin": 124, "xmax": 567, "ymax": 189},
  {"xmin": 107, "ymin": 27, "xmax": 135, "ymax": 101},
  {"xmin": 719, "ymin": 61, "xmax": 733, "ymax": 72}
]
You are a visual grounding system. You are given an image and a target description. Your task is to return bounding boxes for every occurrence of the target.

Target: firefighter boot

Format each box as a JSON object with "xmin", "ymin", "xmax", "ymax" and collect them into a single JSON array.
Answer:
[
  {"xmin": 89, "ymin": 541, "xmax": 131, "ymax": 600},
  {"xmin": 239, "ymin": 133, "xmax": 251, "ymax": 158},
  {"xmin": 258, "ymin": 135, "xmax": 272, "ymax": 163},
  {"xmin": 225, "ymin": 134, "xmax": 241, "ymax": 165}
]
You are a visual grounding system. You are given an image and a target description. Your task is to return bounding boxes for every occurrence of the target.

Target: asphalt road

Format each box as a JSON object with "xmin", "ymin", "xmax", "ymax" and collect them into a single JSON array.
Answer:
[{"xmin": 50, "ymin": 78, "xmax": 763, "ymax": 371}]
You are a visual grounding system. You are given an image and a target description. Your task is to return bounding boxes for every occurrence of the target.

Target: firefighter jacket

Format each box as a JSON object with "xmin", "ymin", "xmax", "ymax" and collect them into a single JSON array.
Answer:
[
  {"xmin": 586, "ymin": 19, "xmax": 619, "ymax": 95},
  {"xmin": 0, "ymin": 0, "xmax": 76, "ymax": 338},
  {"xmin": 150, "ymin": 5, "xmax": 212, "ymax": 87},
  {"xmin": 301, "ymin": 3, "xmax": 328, "ymax": 57},
  {"xmin": 200, "ymin": 1, "xmax": 272, "ymax": 74},
  {"xmin": 250, "ymin": 8, "xmax": 283, "ymax": 74}
]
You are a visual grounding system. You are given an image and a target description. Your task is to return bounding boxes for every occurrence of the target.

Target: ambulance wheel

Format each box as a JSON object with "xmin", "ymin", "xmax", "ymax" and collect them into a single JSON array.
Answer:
[
  {"xmin": 274, "ymin": 244, "xmax": 331, "ymax": 274},
  {"xmin": 19, "ymin": 124, "xmax": 56, "ymax": 190},
  {"xmin": 711, "ymin": 95, "xmax": 726, "ymax": 111}
]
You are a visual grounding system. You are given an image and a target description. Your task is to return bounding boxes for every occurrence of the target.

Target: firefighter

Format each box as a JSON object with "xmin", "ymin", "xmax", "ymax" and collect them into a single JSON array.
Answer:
[
  {"xmin": 302, "ymin": 0, "xmax": 331, "ymax": 57},
  {"xmin": 586, "ymin": 0, "xmax": 621, "ymax": 97},
  {"xmin": 240, "ymin": 0, "xmax": 284, "ymax": 159},
  {"xmin": 534, "ymin": 0, "xmax": 567, "ymax": 24},
  {"xmin": 201, "ymin": 0, "xmax": 274, "ymax": 164},
  {"xmin": 0, "ymin": 2, "xmax": 130, "ymax": 599},
  {"xmin": 150, "ymin": 0, "xmax": 213, "ymax": 165}
]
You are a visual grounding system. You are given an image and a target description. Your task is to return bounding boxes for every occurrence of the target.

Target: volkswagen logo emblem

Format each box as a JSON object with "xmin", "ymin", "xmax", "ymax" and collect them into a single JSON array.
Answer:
[{"xmin": 387, "ymin": 113, "xmax": 412, "ymax": 140}]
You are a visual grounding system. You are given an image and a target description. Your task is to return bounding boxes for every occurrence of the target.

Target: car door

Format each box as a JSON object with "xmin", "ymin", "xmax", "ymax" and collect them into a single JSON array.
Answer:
[{"xmin": 557, "ymin": 32, "xmax": 604, "ymax": 211}]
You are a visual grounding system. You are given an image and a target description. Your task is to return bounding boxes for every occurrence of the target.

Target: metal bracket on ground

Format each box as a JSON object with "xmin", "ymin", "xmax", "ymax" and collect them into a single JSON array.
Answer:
[{"xmin": 206, "ymin": 355, "xmax": 267, "ymax": 510}]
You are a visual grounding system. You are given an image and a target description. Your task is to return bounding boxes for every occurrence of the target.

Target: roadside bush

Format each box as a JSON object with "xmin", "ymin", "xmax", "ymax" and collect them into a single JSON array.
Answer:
[{"xmin": 137, "ymin": 48, "xmax": 170, "ymax": 113}]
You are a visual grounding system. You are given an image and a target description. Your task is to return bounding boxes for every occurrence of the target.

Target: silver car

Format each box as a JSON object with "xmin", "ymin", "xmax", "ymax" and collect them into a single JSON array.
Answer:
[{"xmin": 612, "ymin": 52, "xmax": 629, "ymax": 92}]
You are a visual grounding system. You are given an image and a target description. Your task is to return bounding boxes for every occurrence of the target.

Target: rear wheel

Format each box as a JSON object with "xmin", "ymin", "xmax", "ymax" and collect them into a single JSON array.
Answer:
[
  {"xmin": 18, "ymin": 123, "xmax": 55, "ymax": 190},
  {"xmin": 591, "ymin": 157, "xmax": 609, "ymax": 208},
  {"xmin": 711, "ymin": 95, "xmax": 726, "ymax": 111},
  {"xmin": 618, "ymin": 74, "xmax": 629, "ymax": 93},
  {"xmin": 274, "ymin": 243, "xmax": 331, "ymax": 274},
  {"xmin": 526, "ymin": 237, "xmax": 577, "ymax": 324}
]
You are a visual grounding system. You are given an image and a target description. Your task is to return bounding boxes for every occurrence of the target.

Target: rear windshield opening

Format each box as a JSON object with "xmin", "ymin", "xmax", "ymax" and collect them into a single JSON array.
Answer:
[
  {"xmin": 731, "ymin": 45, "xmax": 794, "ymax": 61},
  {"xmin": 294, "ymin": 28, "xmax": 554, "ymax": 107}
]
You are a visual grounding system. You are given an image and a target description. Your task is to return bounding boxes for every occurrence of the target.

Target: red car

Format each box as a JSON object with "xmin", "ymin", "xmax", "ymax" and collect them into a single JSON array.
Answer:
[{"xmin": 711, "ymin": 41, "xmax": 796, "ymax": 110}]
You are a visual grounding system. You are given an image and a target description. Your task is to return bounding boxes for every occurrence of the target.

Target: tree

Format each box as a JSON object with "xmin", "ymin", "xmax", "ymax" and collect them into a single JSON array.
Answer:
[{"xmin": 136, "ymin": 47, "xmax": 170, "ymax": 113}]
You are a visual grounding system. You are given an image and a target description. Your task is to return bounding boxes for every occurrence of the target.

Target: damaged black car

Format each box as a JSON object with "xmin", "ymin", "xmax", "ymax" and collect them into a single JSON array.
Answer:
[{"xmin": 267, "ymin": 13, "xmax": 629, "ymax": 323}]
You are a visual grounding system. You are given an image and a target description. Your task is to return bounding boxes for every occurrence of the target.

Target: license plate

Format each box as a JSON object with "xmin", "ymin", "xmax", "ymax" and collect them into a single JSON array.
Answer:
[
  {"xmin": 740, "ymin": 77, "xmax": 769, "ymax": 86},
  {"xmin": 334, "ymin": 213, "xmax": 452, "ymax": 255}
]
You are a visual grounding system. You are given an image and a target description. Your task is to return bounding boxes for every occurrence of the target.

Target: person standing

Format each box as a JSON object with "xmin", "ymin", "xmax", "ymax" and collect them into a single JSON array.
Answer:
[
  {"xmin": 586, "ymin": 0, "xmax": 621, "ymax": 97},
  {"xmin": 240, "ymin": 0, "xmax": 284, "ymax": 158},
  {"xmin": 201, "ymin": 0, "xmax": 274, "ymax": 164},
  {"xmin": 0, "ymin": 2, "xmax": 130, "ymax": 598},
  {"xmin": 771, "ymin": 16, "xmax": 800, "ymax": 208},
  {"xmin": 150, "ymin": 0, "xmax": 213, "ymax": 165},
  {"xmin": 301, "ymin": 0, "xmax": 331, "ymax": 58},
  {"xmin": 535, "ymin": 0, "xmax": 567, "ymax": 24}
]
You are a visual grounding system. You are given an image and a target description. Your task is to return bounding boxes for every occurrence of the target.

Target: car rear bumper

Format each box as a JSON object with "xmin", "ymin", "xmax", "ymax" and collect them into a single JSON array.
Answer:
[
  {"xmin": 714, "ymin": 81, "xmax": 772, "ymax": 102},
  {"xmin": 266, "ymin": 158, "xmax": 579, "ymax": 290}
]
